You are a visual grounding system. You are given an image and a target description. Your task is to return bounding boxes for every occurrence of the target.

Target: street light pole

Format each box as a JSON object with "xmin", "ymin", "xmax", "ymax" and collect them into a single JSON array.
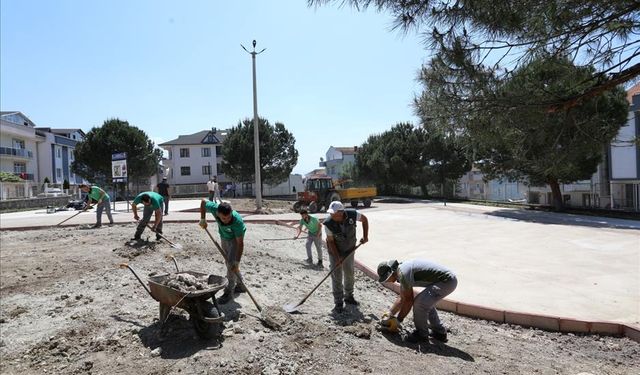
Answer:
[{"xmin": 242, "ymin": 40, "xmax": 266, "ymax": 210}]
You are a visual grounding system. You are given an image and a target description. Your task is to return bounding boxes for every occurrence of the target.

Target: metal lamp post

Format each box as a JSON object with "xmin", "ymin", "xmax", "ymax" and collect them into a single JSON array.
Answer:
[{"xmin": 241, "ymin": 40, "xmax": 266, "ymax": 210}]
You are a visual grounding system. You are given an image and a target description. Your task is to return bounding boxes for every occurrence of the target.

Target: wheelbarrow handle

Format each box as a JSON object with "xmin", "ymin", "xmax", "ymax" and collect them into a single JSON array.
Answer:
[{"xmin": 119, "ymin": 263, "xmax": 154, "ymax": 298}]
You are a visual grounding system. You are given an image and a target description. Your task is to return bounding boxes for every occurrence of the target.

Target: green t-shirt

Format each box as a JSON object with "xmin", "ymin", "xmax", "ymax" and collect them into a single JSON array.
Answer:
[
  {"xmin": 299, "ymin": 215, "xmax": 320, "ymax": 235},
  {"xmin": 133, "ymin": 191, "xmax": 164, "ymax": 210},
  {"xmin": 205, "ymin": 201, "xmax": 246, "ymax": 240},
  {"xmin": 88, "ymin": 186, "xmax": 109, "ymax": 202}
]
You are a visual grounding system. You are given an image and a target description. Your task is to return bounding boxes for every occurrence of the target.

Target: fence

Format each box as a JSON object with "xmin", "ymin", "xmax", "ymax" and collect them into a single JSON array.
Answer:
[{"xmin": 0, "ymin": 181, "xmax": 34, "ymax": 200}]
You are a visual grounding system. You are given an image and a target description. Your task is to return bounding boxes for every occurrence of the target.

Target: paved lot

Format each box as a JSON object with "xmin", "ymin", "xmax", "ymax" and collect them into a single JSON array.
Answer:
[{"xmin": 1, "ymin": 198, "xmax": 638, "ymax": 327}]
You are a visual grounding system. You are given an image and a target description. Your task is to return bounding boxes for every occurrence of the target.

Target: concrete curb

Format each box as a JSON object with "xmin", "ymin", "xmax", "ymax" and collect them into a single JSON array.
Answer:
[{"xmin": 354, "ymin": 259, "xmax": 640, "ymax": 343}]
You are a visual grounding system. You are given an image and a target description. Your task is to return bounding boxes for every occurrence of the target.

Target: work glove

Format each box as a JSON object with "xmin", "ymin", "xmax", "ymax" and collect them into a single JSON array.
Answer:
[
  {"xmin": 199, "ymin": 218, "xmax": 208, "ymax": 229},
  {"xmin": 379, "ymin": 314, "xmax": 400, "ymax": 333}
]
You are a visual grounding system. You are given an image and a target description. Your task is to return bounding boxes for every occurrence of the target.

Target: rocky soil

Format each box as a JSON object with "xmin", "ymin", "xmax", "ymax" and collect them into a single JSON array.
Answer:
[{"xmin": 1, "ymin": 222, "xmax": 638, "ymax": 375}]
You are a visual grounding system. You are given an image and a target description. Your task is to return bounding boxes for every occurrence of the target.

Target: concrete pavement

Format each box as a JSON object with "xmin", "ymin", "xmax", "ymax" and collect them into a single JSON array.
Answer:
[{"xmin": 1, "ymin": 198, "xmax": 638, "ymax": 333}]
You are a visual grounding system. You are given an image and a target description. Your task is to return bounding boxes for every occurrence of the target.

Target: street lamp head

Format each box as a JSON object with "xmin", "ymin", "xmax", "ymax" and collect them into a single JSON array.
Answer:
[{"xmin": 252, "ymin": 40, "xmax": 256, "ymax": 48}]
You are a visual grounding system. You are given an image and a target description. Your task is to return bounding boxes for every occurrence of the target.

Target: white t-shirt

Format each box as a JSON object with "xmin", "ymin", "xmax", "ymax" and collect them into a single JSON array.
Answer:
[{"xmin": 207, "ymin": 180, "xmax": 218, "ymax": 192}]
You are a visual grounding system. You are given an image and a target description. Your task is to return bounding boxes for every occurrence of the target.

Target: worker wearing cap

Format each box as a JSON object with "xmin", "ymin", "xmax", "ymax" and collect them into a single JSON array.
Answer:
[
  {"xmin": 377, "ymin": 259, "xmax": 457, "ymax": 343},
  {"xmin": 156, "ymin": 177, "xmax": 171, "ymax": 215},
  {"xmin": 323, "ymin": 200, "xmax": 369, "ymax": 313}
]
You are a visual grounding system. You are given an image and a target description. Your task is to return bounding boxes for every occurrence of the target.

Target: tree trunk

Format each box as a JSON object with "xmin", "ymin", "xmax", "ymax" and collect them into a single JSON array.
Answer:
[{"xmin": 548, "ymin": 179, "xmax": 564, "ymax": 211}]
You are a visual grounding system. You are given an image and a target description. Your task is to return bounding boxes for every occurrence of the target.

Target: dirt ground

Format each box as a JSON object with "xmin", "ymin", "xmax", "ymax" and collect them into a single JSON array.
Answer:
[{"xmin": 1, "ymin": 221, "xmax": 638, "ymax": 375}]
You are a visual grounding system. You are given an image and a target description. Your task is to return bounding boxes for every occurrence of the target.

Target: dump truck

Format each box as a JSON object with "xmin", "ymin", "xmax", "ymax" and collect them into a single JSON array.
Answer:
[{"xmin": 292, "ymin": 175, "xmax": 377, "ymax": 213}]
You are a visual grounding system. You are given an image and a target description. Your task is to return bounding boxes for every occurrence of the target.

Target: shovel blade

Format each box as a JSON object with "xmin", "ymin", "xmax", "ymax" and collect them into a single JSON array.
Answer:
[
  {"xmin": 171, "ymin": 243, "xmax": 183, "ymax": 250},
  {"xmin": 283, "ymin": 302, "xmax": 300, "ymax": 313}
]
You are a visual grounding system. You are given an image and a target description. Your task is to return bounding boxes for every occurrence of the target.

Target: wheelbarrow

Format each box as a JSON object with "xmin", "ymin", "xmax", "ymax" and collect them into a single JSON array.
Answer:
[{"xmin": 120, "ymin": 260, "xmax": 228, "ymax": 339}]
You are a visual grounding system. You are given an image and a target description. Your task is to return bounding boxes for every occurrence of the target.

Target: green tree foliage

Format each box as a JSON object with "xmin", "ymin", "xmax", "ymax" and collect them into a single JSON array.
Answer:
[
  {"xmin": 63, "ymin": 179, "xmax": 70, "ymax": 190},
  {"xmin": 221, "ymin": 118, "xmax": 298, "ymax": 188},
  {"xmin": 311, "ymin": 0, "xmax": 640, "ymax": 108},
  {"xmin": 72, "ymin": 119, "xmax": 162, "ymax": 183},
  {"xmin": 355, "ymin": 123, "xmax": 469, "ymax": 195},
  {"xmin": 421, "ymin": 56, "xmax": 628, "ymax": 210},
  {"xmin": 0, "ymin": 171, "xmax": 23, "ymax": 182}
]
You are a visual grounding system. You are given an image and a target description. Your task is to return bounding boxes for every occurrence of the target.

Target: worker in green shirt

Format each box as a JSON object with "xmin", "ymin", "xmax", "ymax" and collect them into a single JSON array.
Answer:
[
  {"xmin": 199, "ymin": 200, "xmax": 246, "ymax": 304},
  {"xmin": 79, "ymin": 184, "xmax": 114, "ymax": 228},
  {"xmin": 131, "ymin": 191, "xmax": 164, "ymax": 242},
  {"xmin": 294, "ymin": 209, "xmax": 324, "ymax": 267}
]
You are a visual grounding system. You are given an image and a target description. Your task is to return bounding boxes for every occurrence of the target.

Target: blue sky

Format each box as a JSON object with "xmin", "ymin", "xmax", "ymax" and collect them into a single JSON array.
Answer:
[{"xmin": 1, "ymin": 0, "xmax": 428, "ymax": 174}]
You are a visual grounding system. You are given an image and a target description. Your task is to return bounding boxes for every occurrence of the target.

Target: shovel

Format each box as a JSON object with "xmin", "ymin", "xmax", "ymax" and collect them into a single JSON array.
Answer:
[
  {"xmin": 262, "ymin": 237, "xmax": 305, "ymax": 241},
  {"xmin": 146, "ymin": 224, "xmax": 183, "ymax": 250},
  {"xmin": 56, "ymin": 205, "xmax": 93, "ymax": 226},
  {"xmin": 283, "ymin": 243, "xmax": 362, "ymax": 313}
]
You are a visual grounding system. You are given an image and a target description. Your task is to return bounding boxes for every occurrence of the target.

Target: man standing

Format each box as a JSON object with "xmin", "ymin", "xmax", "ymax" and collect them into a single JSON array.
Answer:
[
  {"xmin": 79, "ymin": 184, "xmax": 114, "ymax": 228},
  {"xmin": 207, "ymin": 176, "xmax": 220, "ymax": 203},
  {"xmin": 199, "ymin": 199, "xmax": 246, "ymax": 304},
  {"xmin": 324, "ymin": 201, "xmax": 369, "ymax": 313},
  {"xmin": 131, "ymin": 191, "xmax": 164, "ymax": 242},
  {"xmin": 294, "ymin": 209, "xmax": 323, "ymax": 267},
  {"xmin": 156, "ymin": 177, "xmax": 171, "ymax": 215},
  {"xmin": 377, "ymin": 258, "xmax": 458, "ymax": 343}
]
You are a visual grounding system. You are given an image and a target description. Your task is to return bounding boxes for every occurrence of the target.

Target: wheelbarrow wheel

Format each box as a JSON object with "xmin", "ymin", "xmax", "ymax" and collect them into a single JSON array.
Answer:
[
  {"xmin": 159, "ymin": 303, "xmax": 171, "ymax": 324},
  {"xmin": 192, "ymin": 300, "xmax": 223, "ymax": 339}
]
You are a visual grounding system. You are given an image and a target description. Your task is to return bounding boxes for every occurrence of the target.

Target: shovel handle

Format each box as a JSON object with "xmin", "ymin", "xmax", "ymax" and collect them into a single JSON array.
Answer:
[
  {"xmin": 292, "ymin": 243, "xmax": 362, "ymax": 308},
  {"xmin": 119, "ymin": 263, "xmax": 153, "ymax": 298},
  {"xmin": 203, "ymin": 227, "xmax": 263, "ymax": 313}
]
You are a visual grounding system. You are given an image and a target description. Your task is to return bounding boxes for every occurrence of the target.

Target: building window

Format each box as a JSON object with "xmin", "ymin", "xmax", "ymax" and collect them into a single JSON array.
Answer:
[
  {"xmin": 180, "ymin": 166, "xmax": 191, "ymax": 176},
  {"xmin": 56, "ymin": 148, "xmax": 61, "ymax": 158},
  {"xmin": 180, "ymin": 148, "xmax": 190, "ymax": 158},
  {"xmin": 217, "ymin": 163, "xmax": 222, "ymax": 175},
  {"xmin": 215, "ymin": 146, "xmax": 223, "ymax": 156},
  {"xmin": 13, "ymin": 162, "xmax": 26, "ymax": 173},
  {"xmin": 13, "ymin": 139, "xmax": 25, "ymax": 149},
  {"xmin": 56, "ymin": 168, "xmax": 62, "ymax": 178},
  {"xmin": 201, "ymin": 147, "xmax": 211, "ymax": 157},
  {"xmin": 202, "ymin": 165, "xmax": 211, "ymax": 175},
  {"xmin": 168, "ymin": 150, "xmax": 172, "ymax": 160}
]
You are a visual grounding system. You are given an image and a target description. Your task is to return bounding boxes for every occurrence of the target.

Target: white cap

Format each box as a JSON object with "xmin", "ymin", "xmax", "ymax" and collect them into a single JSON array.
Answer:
[{"xmin": 326, "ymin": 200, "xmax": 345, "ymax": 214}]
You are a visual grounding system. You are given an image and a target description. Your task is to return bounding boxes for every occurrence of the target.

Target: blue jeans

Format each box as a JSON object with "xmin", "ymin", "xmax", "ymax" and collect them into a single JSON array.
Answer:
[{"xmin": 95, "ymin": 198, "xmax": 113, "ymax": 225}]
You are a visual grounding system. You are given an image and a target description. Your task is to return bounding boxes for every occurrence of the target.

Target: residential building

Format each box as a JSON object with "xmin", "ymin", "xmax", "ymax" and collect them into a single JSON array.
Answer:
[
  {"xmin": 609, "ymin": 82, "xmax": 640, "ymax": 210},
  {"xmin": 319, "ymin": 146, "xmax": 357, "ymax": 180},
  {"xmin": 35, "ymin": 127, "xmax": 85, "ymax": 185},
  {"xmin": 159, "ymin": 128, "xmax": 227, "ymax": 185},
  {"xmin": 305, "ymin": 167, "xmax": 326, "ymax": 179},
  {"xmin": 0, "ymin": 111, "xmax": 39, "ymax": 182}
]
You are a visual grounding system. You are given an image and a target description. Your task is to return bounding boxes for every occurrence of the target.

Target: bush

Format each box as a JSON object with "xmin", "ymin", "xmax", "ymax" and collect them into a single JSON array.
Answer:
[{"xmin": 0, "ymin": 171, "xmax": 23, "ymax": 182}]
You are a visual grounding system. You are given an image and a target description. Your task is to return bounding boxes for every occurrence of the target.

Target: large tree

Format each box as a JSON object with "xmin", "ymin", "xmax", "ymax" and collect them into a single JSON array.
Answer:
[
  {"xmin": 221, "ymin": 118, "xmax": 298, "ymax": 189},
  {"xmin": 310, "ymin": 0, "xmax": 640, "ymax": 109},
  {"xmin": 355, "ymin": 122, "xmax": 469, "ymax": 195},
  {"xmin": 421, "ymin": 56, "xmax": 628, "ymax": 210},
  {"xmin": 72, "ymin": 118, "xmax": 162, "ymax": 183}
]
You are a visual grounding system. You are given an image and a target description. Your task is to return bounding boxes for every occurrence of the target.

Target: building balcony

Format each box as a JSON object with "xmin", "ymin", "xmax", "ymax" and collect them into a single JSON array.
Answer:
[
  {"xmin": 319, "ymin": 161, "xmax": 326, "ymax": 167},
  {"xmin": 4, "ymin": 172, "xmax": 35, "ymax": 181},
  {"xmin": 0, "ymin": 147, "xmax": 33, "ymax": 159}
]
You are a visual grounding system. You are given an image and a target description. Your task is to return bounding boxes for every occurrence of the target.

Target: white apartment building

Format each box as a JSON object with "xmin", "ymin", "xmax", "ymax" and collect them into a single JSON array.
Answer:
[
  {"xmin": 35, "ymin": 127, "xmax": 85, "ymax": 185},
  {"xmin": 159, "ymin": 128, "xmax": 226, "ymax": 185},
  {"xmin": 0, "ymin": 112, "xmax": 39, "ymax": 182},
  {"xmin": 319, "ymin": 146, "xmax": 357, "ymax": 180}
]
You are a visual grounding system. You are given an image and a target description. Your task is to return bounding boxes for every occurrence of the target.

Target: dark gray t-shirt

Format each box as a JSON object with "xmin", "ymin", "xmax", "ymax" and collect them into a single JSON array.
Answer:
[{"xmin": 398, "ymin": 259, "xmax": 455, "ymax": 289}]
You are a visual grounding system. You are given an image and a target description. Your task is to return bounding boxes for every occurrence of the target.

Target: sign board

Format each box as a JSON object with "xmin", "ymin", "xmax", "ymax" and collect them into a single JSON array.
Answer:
[{"xmin": 111, "ymin": 152, "xmax": 128, "ymax": 182}]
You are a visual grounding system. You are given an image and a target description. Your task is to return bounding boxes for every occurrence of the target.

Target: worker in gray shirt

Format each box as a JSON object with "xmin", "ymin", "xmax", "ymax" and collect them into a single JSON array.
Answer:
[{"xmin": 377, "ymin": 258, "xmax": 457, "ymax": 343}]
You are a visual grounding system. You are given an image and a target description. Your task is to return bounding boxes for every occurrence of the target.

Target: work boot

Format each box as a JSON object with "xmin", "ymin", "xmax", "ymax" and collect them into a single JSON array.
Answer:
[
  {"xmin": 344, "ymin": 296, "xmax": 359, "ymax": 306},
  {"xmin": 92, "ymin": 224, "xmax": 101, "ymax": 228},
  {"xmin": 317, "ymin": 260, "xmax": 323, "ymax": 268},
  {"xmin": 305, "ymin": 258, "xmax": 313, "ymax": 264},
  {"xmin": 430, "ymin": 330, "xmax": 448, "ymax": 343},
  {"xmin": 217, "ymin": 293, "xmax": 233, "ymax": 305},
  {"xmin": 234, "ymin": 284, "xmax": 245, "ymax": 293},
  {"xmin": 331, "ymin": 302, "xmax": 344, "ymax": 314},
  {"xmin": 406, "ymin": 329, "xmax": 429, "ymax": 343}
]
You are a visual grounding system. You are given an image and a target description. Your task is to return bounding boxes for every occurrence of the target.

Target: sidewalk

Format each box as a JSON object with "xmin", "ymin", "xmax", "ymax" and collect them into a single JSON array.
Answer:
[{"xmin": 1, "ymin": 199, "xmax": 638, "ymax": 331}]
